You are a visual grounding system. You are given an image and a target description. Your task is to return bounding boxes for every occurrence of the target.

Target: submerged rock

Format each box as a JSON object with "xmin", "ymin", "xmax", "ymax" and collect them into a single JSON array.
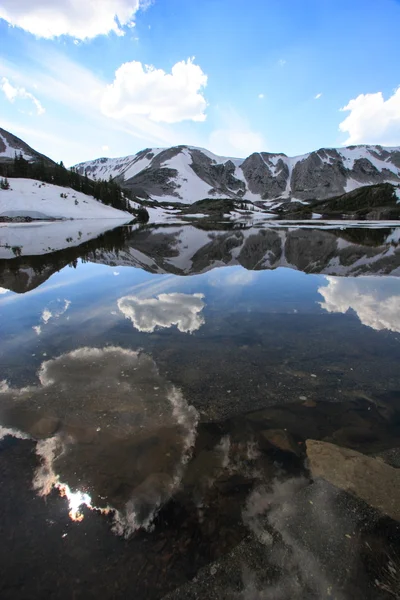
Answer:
[
  {"xmin": 259, "ymin": 428, "xmax": 302, "ymax": 456},
  {"xmin": 306, "ymin": 440, "xmax": 400, "ymax": 521}
]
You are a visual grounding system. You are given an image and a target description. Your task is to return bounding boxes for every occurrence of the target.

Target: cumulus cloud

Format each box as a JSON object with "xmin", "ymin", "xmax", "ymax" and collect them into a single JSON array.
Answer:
[
  {"xmin": 101, "ymin": 58, "xmax": 208, "ymax": 123},
  {"xmin": 0, "ymin": 0, "xmax": 143, "ymax": 40},
  {"xmin": 1, "ymin": 77, "xmax": 45, "ymax": 115},
  {"xmin": 0, "ymin": 287, "xmax": 10, "ymax": 295},
  {"xmin": 0, "ymin": 346, "xmax": 198, "ymax": 532},
  {"xmin": 314, "ymin": 93, "xmax": 322, "ymax": 100},
  {"xmin": 339, "ymin": 87, "xmax": 400, "ymax": 145},
  {"xmin": 318, "ymin": 276, "xmax": 400, "ymax": 333},
  {"xmin": 118, "ymin": 292, "xmax": 205, "ymax": 333}
]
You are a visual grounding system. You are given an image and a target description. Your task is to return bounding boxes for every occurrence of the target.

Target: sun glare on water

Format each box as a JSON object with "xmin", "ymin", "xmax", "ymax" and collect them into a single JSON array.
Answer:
[{"xmin": 57, "ymin": 483, "xmax": 92, "ymax": 522}]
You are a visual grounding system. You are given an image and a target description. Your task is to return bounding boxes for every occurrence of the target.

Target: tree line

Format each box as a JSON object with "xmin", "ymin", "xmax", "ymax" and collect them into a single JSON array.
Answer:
[{"xmin": 0, "ymin": 152, "xmax": 149, "ymax": 221}]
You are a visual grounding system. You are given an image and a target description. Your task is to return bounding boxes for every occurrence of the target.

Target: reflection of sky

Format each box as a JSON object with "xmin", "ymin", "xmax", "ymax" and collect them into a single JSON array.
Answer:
[
  {"xmin": 1, "ymin": 260, "xmax": 399, "ymax": 384},
  {"xmin": 319, "ymin": 276, "xmax": 400, "ymax": 333}
]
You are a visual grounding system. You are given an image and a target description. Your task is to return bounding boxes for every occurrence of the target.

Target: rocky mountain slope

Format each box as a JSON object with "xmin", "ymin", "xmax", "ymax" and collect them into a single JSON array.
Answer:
[
  {"xmin": 74, "ymin": 144, "xmax": 400, "ymax": 205},
  {"xmin": 0, "ymin": 127, "xmax": 55, "ymax": 165}
]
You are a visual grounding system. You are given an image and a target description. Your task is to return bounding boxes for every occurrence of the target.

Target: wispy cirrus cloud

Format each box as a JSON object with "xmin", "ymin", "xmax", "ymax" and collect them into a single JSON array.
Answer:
[{"xmin": 1, "ymin": 77, "xmax": 45, "ymax": 115}]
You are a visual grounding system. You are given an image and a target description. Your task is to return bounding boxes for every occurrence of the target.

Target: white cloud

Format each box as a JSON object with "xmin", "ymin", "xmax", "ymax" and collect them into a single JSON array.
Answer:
[
  {"xmin": 339, "ymin": 87, "xmax": 400, "ymax": 145},
  {"xmin": 1, "ymin": 77, "xmax": 45, "ymax": 115},
  {"xmin": 318, "ymin": 276, "xmax": 400, "ymax": 333},
  {"xmin": 0, "ymin": 0, "xmax": 143, "ymax": 40},
  {"xmin": 101, "ymin": 58, "xmax": 208, "ymax": 123},
  {"xmin": 209, "ymin": 108, "xmax": 265, "ymax": 157},
  {"xmin": 118, "ymin": 293, "xmax": 205, "ymax": 333},
  {"xmin": 314, "ymin": 93, "xmax": 322, "ymax": 100},
  {"xmin": 102, "ymin": 145, "xmax": 110, "ymax": 152},
  {"xmin": 278, "ymin": 59, "xmax": 286, "ymax": 67},
  {"xmin": 0, "ymin": 53, "xmax": 179, "ymax": 162},
  {"xmin": 0, "ymin": 287, "xmax": 9, "ymax": 295},
  {"xmin": 258, "ymin": 93, "xmax": 265, "ymax": 100}
]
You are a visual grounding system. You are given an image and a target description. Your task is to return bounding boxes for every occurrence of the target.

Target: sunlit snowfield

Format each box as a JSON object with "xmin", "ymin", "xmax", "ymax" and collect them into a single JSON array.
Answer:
[{"xmin": 0, "ymin": 222, "xmax": 400, "ymax": 599}]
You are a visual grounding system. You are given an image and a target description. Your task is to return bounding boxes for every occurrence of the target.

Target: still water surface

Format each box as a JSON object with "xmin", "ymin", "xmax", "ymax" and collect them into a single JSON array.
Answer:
[{"xmin": 0, "ymin": 223, "xmax": 399, "ymax": 599}]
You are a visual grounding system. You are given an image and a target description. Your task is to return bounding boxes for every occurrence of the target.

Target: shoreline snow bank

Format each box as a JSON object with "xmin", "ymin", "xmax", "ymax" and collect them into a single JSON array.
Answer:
[{"xmin": 0, "ymin": 178, "xmax": 131, "ymax": 220}]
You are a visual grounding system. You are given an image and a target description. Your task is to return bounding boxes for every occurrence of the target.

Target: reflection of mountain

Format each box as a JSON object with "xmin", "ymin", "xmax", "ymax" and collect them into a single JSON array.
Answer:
[
  {"xmin": 1, "ymin": 225, "xmax": 399, "ymax": 294},
  {"xmin": 0, "ymin": 223, "xmax": 132, "ymax": 293},
  {"xmin": 95, "ymin": 225, "xmax": 400, "ymax": 278},
  {"xmin": 319, "ymin": 276, "xmax": 400, "ymax": 333}
]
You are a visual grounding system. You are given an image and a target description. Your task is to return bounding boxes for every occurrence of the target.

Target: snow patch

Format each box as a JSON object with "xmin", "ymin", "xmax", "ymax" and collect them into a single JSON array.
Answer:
[{"xmin": 0, "ymin": 178, "xmax": 131, "ymax": 220}]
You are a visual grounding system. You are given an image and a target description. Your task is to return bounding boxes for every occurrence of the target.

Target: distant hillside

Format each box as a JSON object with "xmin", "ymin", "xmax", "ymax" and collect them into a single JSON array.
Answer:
[
  {"xmin": 0, "ymin": 127, "xmax": 141, "ymax": 218},
  {"xmin": 280, "ymin": 183, "xmax": 400, "ymax": 220},
  {"xmin": 74, "ymin": 144, "xmax": 400, "ymax": 205},
  {"xmin": 0, "ymin": 127, "xmax": 55, "ymax": 166}
]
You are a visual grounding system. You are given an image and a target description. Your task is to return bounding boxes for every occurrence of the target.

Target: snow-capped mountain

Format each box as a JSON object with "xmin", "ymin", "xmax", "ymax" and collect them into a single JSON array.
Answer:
[
  {"xmin": 0, "ymin": 127, "xmax": 55, "ymax": 165},
  {"xmin": 74, "ymin": 145, "xmax": 400, "ymax": 205}
]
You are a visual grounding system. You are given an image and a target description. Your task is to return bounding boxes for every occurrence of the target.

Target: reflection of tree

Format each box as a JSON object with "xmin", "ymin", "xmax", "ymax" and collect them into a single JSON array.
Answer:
[
  {"xmin": 331, "ymin": 227, "xmax": 394, "ymax": 247},
  {"xmin": 0, "ymin": 224, "xmax": 132, "ymax": 286}
]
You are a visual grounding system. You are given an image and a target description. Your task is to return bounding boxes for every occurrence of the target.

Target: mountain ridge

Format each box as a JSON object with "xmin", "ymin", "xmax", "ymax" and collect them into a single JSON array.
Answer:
[
  {"xmin": 74, "ymin": 143, "xmax": 400, "ymax": 205},
  {"xmin": 1, "ymin": 125, "xmax": 400, "ymax": 209}
]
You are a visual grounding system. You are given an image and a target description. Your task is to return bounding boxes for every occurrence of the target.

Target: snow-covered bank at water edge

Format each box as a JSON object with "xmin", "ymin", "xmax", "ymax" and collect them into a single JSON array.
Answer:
[
  {"xmin": 0, "ymin": 219, "xmax": 132, "ymax": 259},
  {"xmin": 0, "ymin": 179, "xmax": 131, "ymax": 220}
]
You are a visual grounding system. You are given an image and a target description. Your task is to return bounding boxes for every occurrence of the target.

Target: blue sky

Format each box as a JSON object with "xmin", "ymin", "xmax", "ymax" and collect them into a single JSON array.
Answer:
[{"xmin": 1, "ymin": 0, "xmax": 400, "ymax": 165}]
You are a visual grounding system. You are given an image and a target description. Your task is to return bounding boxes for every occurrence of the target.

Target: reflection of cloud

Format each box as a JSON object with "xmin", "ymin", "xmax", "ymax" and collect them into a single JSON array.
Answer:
[
  {"xmin": 0, "ymin": 346, "xmax": 197, "ymax": 534},
  {"xmin": 42, "ymin": 299, "xmax": 71, "ymax": 324},
  {"xmin": 118, "ymin": 293, "xmax": 205, "ymax": 333},
  {"xmin": 242, "ymin": 477, "xmax": 359, "ymax": 598},
  {"xmin": 318, "ymin": 276, "xmax": 400, "ymax": 333},
  {"xmin": 223, "ymin": 270, "xmax": 258, "ymax": 286},
  {"xmin": 208, "ymin": 267, "xmax": 259, "ymax": 287},
  {"xmin": 33, "ymin": 299, "xmax": 71, "ymax": 335},
  {"xmin": 0, "ymin": 287, "xmax": 9, "ymax": 294}
]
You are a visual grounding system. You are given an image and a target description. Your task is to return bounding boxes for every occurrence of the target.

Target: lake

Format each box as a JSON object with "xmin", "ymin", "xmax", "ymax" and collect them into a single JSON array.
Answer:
[{"xmin": 0, "ymin": 222, "xmax": 400, "ymax": 599}]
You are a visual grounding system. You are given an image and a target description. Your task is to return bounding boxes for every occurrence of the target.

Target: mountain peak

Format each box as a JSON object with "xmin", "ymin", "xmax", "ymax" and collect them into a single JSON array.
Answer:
[{"xmin": 74, "ymin": 143, "xmax": 400, "ymax": 205}]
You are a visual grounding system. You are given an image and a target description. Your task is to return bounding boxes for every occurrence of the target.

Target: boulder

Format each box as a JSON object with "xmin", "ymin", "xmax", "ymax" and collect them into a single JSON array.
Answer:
[{"xmin": 306, "ymin": 440, "xmax": 400, "ymax": 521}]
